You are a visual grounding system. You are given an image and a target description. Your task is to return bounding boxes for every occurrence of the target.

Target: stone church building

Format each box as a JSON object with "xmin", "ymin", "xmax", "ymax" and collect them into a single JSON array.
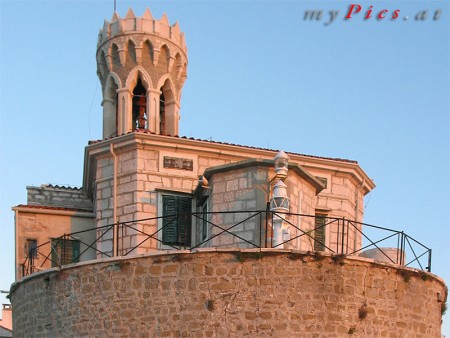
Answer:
[{"xmin": 10, "ymin": 9, "xmax": 446, "ymax": 337}]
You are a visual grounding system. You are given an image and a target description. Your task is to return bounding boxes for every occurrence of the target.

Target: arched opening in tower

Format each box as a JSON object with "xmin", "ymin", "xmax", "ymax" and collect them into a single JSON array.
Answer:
[
  {"xmin": 159, "ymin": 79, "xmax": 176, "ymax": 136},
  {"xmin": 159, "ymin": 92, "xmax": 166, "ymax": 135},
  {"xmin": 132, "ymin": 78, "xmax": 147, "ymax": 130}
]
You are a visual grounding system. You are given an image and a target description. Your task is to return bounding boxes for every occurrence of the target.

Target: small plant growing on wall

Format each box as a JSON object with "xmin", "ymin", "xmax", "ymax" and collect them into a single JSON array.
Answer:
[
  {"xmin": 442, "ymin": 288, "xmax": 448, "ymax": 316},
  {"xmin": 332, "ymin": 254, "xmax": 346, "ymax": 266},
  {"xmin": 313, "ymin": 251, "xmax": 325, "ymax": 261},
  {"xmin": 358, "ymin": 302, "xmax": 368, "ymax": 320},
  {"xmin": 398, "ymin": 270, "xmax": 411, "ymax": 283},
  {"xmin": 421, "ymin": 273, "xmax": 430, "ymax": 281},
  {"xmin": 234, "ymin": 252, "xmax": 264, "ymax": 262},
  {"xmin": 287, "ymin": 252, "xmax": 307, "ymax": 263}
]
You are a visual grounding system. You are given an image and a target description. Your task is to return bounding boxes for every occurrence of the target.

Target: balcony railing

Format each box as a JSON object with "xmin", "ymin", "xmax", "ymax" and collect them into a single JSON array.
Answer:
[{"xmin": 21, "ymin": 209, "xmax": 432, "ymax": 277}]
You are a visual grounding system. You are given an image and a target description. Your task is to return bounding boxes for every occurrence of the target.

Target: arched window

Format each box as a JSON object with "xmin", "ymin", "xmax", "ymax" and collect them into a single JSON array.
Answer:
[
  {"xmin": 111, "ymin": 43, "xmax": 121, "ymax": 68},
  {"xmin": 142, "ymin": 40, "xmax": 154, "ymax": 66},
  {"xmin": 132, "ymin": 79, "xmax": 147, "ymax": 130},
  {"xmin": 127, "ymin": 40, "xmax": 136, "ymax": 64},
  {"xmin": 159, "ymin": 91, "xmax": 165, "ymax": 135},
  {"xmin": 159, "ymin": 79, "xmax": 175, "ymax": 136}
]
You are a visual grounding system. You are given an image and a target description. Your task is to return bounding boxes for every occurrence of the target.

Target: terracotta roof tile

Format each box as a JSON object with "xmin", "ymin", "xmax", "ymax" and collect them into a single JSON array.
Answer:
[
  {"xmin": 43, "ymin": 184, "xmax": 82, "ymax": 191},
  {"xmin": 14, "ymin": 204, "xmax": 91, "ymax": 212}
]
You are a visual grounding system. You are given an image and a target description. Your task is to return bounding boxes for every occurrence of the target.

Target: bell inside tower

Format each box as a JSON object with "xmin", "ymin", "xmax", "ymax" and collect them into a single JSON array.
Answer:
[{"xmin": 132, "ymin": 79, "xmax": 147, "ymax": 130}]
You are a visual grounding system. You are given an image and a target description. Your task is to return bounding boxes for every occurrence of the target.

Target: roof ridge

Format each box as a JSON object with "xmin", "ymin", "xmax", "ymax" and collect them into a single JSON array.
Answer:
[{"xmin": 88, "ymin": 131, "xmax": 357, "ymax": 164}]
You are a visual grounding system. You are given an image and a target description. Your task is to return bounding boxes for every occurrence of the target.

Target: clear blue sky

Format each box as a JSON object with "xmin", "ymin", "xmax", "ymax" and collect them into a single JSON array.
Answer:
[{"xmin": 1, "ymin": 0, "xmax": 449, "ymax": 334}]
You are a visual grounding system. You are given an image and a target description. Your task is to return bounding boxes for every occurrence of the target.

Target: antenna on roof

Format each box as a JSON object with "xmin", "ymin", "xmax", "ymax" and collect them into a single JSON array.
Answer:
[{"xmin": 114, "ymin": 0, "xmax": 116, "ymax": 12}]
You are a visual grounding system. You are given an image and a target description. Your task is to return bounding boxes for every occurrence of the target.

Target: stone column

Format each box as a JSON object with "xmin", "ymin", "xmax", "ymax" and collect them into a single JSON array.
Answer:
[
  {"xmin": 147, "ymin": 88, "xmax": 161, "ymax": 134},
  {"xmin": 102, "ymin": 98, "xmax": 117, "ymax": 138},
  {"xmin": 117, "ymin": 88, "xmax": 132, "ymax": 135}
]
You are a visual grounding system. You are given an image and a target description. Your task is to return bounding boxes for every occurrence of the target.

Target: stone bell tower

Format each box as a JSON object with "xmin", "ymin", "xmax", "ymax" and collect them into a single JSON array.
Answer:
[{"xmin": 96, "ymin": 8, "xmax": 188, "ymax": 138}]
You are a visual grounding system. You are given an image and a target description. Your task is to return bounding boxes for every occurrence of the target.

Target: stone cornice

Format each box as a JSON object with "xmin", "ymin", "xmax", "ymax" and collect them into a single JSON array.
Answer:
[
  {"xmin": 202, "ymin": 158, "xmax": 325, "ymax": 194},
  {"xmin": 12, "ymin": 205, "xmax": 94, "ymax": 218}
]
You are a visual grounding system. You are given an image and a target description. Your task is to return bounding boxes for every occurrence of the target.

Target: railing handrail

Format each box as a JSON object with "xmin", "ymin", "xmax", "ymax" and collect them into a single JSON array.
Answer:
[{"xmin": 20, "ymin": 210, "xmax": 432, "ymax": 277}]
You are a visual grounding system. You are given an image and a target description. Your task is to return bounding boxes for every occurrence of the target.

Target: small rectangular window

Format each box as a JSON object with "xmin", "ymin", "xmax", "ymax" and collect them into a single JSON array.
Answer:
[
  {"xmin": 314, "ymin": 214, "xmax": 327, "ymax": 252},
  {"xmin": 26, "ymin": 239, "xmax": 38, "ymax": 258},
  {"xmin": 51, "ymin": 239, "xmax": 80, "ymax": 266}
]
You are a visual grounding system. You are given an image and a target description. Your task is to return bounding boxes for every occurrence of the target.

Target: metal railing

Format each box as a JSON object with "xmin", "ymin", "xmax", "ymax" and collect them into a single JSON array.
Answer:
[{"xmin": 21, "ymin": 208, "xmax": 432, "ymax": 277}]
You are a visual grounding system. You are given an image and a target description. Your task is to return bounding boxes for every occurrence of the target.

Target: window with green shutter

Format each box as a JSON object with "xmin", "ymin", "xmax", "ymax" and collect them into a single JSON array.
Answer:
[
  {"xmin": 51, "ymin": 238, "xmax": 80, "ymax": 266},
  {"xmin": 162, "ymin": 195, "xmax": 192, "ymax": 246},
  {"xmin": 314, "ymin": 214, "xmax": 327, "ymax": 252}
]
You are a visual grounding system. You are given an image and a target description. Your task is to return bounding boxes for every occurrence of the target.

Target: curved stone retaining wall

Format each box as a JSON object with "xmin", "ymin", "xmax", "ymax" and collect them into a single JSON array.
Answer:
[{"xmin": 10, "ymin": 249, "xmax": 447, "ymax": 337}]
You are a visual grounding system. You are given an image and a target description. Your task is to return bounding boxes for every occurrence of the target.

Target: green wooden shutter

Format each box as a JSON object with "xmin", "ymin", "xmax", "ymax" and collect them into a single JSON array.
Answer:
[
  {"xmin": 72, "ymin": 240, "xmax": 80, "ymax": 263},
  {"xmin": 163, "ymin": 195, "xmax": 178, "ymax": 244},
  {"xmin": 178, "ymin": 197, "xmax": 192, "ymax": 246},
  {"xmin": 314, "ymin": 214, "xmax": 326, "ymax": 252},
  {"xmin": 51, "ymin": 239, "xmax": 80, "ymax": 266}
]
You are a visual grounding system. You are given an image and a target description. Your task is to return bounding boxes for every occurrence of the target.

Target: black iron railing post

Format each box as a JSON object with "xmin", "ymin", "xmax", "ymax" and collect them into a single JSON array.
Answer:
[
  {"xmin": 265, "ymin": 202, "xmax": 269, "ymax": 248},
  {"xmin": 336, "ymin": 218, "xmax": 341, "ymax": 253},
  {"xmin": 341, "ymin": 217, "xmax": 346, "ymax": 254},
  {"xmin": 399, "ymin": 231, "xmax": 405, "ymax": 266},
  {"xmin": 259, "ymin": 210, "xmax": 263, "ymax": 248},
  {"xmin": 345, "ymin": 220, "xmax": 349, "ymax": 255},
  {"xmin": 427, "ymin": 249, "xmax": 432, "ymax": 272},
  {"xmin": 29, "ymin": 251, "xmax": 34, "ymax": 274},
  {"xmin": 112, "ymin": 222, "xmax": 118, "ymax": 257},
  {"xmin": 184, "ymin": 212, "xmax": 188, "ymax": 250}
]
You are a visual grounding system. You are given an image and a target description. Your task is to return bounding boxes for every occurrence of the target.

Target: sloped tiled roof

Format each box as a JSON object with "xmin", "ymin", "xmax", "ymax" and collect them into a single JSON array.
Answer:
[
  {"xmin": 88, "ymin": 130, "xmax": 357, "ymax": 164},
  {"xmin": 13, "ymin": 204, "xmax": 92, "ymax": 213},
  {"xmin": 40, "ymin": 184, "xmax": 83, "ymax": 191}
]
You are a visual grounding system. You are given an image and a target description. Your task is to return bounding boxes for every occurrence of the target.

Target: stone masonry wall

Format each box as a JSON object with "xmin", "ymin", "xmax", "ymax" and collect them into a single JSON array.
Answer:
[
  {"xmin": 11, "ymin": 250, "xmax": 446, "ymax": 337},
  {"xmin": 208, "ymin": 166, "xmax": 269, "ymax": 248},
  {"xmin": 27, "ymin": 185, "xmax": 92, "ymax": 210}
]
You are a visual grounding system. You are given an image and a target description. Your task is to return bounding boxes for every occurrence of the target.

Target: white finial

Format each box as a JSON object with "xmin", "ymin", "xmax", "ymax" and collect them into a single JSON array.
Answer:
[{"xmin": 274, "ymin": 150, "xmax": 289, "ymax": 178}]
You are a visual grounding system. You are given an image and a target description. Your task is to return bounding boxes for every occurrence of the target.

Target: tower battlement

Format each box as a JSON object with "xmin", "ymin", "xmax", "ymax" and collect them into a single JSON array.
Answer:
[{"xmin": 97, "ymin": 8, "xmax": 187, "ymax": 57}]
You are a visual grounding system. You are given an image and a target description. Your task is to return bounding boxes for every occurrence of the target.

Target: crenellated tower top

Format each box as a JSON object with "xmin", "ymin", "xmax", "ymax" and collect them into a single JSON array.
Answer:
[
  {"xmin": 97, "ymin": 8, "xmax": 188, "ymax": 56},
  {"xmin": 96, "ymin": 8, "xmax": 188, "ymax": 138}
]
